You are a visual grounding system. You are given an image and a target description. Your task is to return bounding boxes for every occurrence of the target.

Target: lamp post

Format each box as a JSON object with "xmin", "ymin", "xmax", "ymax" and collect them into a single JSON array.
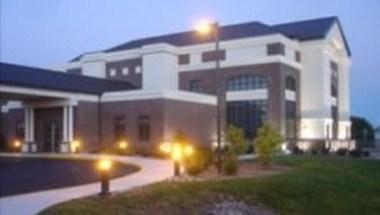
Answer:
[
  {"xmin": 97, "ymin": 158, "xmax": 112, "ymax": 197},
  {"xmin": 195, "ymin": 20, "xmax": 222, "ymax": 174}
]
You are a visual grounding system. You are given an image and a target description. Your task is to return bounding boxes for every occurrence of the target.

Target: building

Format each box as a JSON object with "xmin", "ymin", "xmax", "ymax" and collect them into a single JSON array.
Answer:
[{"xmin": 0, "ymin": 16, "xmax": 353, "ymax": 153}]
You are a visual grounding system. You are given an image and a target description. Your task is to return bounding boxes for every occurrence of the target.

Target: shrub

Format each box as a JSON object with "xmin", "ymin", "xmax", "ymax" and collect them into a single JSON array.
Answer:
[
  {"xmin": 349, "ymin": 149, "xmax": 362, "ymax": 157},
  {"xmin": 292, "ymin": 145, "xmax": 304, "ymax": 155},
  {"xmin": 321, "ymin": 146, "xmax": 330, "ymax": 155},
  {"xmin": 183, "ymin": 147, "xmax": 213, "ymax": 176},
  {"xmin": 336, "ymin": 148, "xmax": 348, "ymax": 156},
  {"xmin": 222, "ymin": 152, "xmax": 238, "ymax": 175},
  {"xmin": 254, "ymin": 125, "xmax": 282, "ymax": 166},
  {"xmin": 225, "ymin": 125, "xmax": 246, "ymax": 154}
]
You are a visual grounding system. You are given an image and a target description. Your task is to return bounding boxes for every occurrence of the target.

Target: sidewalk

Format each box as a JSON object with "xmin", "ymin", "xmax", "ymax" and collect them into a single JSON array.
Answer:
[{"xmin": 0, "ymin": 153, "xmax": 172, "ymax": 215}]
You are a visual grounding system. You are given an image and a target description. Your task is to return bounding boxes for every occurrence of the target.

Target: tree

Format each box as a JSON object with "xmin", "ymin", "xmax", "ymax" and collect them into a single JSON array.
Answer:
[
  {"xmin": 225, "ymin": 125, "xmax": 246, "ymax": 154},
  {"xmin": 254, "ymin": 124, "xmax": 282, "ymax": 166},
  {"xmin": 351, "ymin": 116, "xmax": 375, "ymax": 141}
]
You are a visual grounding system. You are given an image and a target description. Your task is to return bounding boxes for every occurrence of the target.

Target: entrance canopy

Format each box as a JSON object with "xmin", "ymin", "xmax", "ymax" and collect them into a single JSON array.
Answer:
[{"xmin": 0, "ymin": 62, "xmax": 136, "ymax": 101}]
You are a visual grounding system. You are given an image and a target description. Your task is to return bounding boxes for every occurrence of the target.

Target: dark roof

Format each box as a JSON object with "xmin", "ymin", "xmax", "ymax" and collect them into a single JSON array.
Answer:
[
  {"xmin": 273, "ymin": 16, "xmax": 351, "ymax": 55},
  {"xmin": 70, "ymin": 16, "xmax": 350, "ymax": 62},
  {"xmin": 0, "ymin": 62, "xmax": 136, "ymax": 95}
]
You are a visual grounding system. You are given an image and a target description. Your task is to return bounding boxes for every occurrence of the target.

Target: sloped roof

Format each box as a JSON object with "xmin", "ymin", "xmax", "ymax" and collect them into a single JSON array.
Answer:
[
  {"xmin": 70, "ymin": 16, "xmax": 351, "ymax": 62},
  {"xmin": 0, "ymin": 62, "xmax": 136, "ymax": 95}
]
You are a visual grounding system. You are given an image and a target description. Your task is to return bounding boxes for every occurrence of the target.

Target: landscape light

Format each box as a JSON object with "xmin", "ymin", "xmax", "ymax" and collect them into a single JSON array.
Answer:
[
  {"xmin": 71, "ymin": 140, "xmax": 81, "ymax": 153},
  {"xmin": 97, "ymin": 158, "xmax": 113, "ymax": 197},
  {"xmin": 159, "ymin": 142, "xmax": 194, "ymax": 177},
  {"xmin": 13, "ymin": 140, "xmax": 21, "ymax": 150}
]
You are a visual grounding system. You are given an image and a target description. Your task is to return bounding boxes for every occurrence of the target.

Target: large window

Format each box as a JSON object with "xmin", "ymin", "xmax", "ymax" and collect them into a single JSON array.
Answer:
[
  {"xmin": 227, "ymin": 75, "xmax": 268, "ymax": 91},
  {"xmin": 114, "ymin": 116, "xmax": 126, "ymax": 141},
  {"xmin": 330, "ymin": 61, "xmax": 338, "ymax": 97},
  {"xmin": 138, "ymin": 115, "xmax": 150, "ymax": 142},
  {"xmin": 286, "ymin": 101, "xmax": 297, "ymax": 139},
  {"xmin": 189, "ymin": 80, "xmax": 202, "ymax": 92},
  {"xmin": 227, "ymin": 100, "xmax": 268, "ymax": 138}
]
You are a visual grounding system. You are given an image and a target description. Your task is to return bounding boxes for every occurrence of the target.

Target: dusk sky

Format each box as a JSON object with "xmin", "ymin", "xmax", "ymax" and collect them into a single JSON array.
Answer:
[{"xmin": 1, "ymin": 0, "xmax": 379, "ymax": 126}]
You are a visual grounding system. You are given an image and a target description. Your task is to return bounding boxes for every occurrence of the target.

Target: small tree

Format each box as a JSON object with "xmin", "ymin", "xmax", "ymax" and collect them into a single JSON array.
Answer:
[
  {"xmin": 254, "ymin": 124, "xmax": 282, "ymax": 166},
  {"xmin": 225, "ymin": 125, "xmax": 246, "ymax": 154}
]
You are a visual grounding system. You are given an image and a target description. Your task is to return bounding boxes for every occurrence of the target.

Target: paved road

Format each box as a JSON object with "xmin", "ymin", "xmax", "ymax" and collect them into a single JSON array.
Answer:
[{"xmin": 0, "ymin": 153, "xmax": 172, "ymax": 215}]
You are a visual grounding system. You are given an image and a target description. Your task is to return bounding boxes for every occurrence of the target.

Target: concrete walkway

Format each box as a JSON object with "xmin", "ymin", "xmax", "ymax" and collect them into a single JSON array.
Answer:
[{"xmin": 0, "ymin": 153, "xmax": 172, "ymax": 215}]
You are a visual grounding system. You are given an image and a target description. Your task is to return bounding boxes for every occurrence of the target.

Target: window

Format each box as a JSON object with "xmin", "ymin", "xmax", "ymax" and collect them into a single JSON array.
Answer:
[
  {"xmin": 114, "ymin": 116, "xmax": 126, "ymax": 141},
  {"xmin": 122, "ymin": 67, "xmax": 129, "ymax": 75},
  {"xmin": 109, "ymin": 69, "xmax": 117, "ymax": 77},
  {"xmin": 138, "ymin": 115, "xmax": 150, "ymax": 141},
  {"xmin": 330, "ymin": 61, "xmax": 338, "ymax": 97},
  {"xmin": 285, "ymin": 76, "xmax": 296, "ymax": 91},
  {"xmin": 178, "ymin": 54, "xmax": 190, "ymax": 65},
  {"xmin": 227, "ymin": 100, "xmax": 268, "ymax": 138},
  {"xmin": 267, "ymin": 43, "xmax": 285, "ymax": 56},
  {"xmin": 135, "ymin": 66, "xmax": 142, "ymax": 74},
  {"xmin": 201, "ymin": 50, "xmax": 226, "ymax": 62},
  {"xmin": 189, "ymin": 80, "xmax": 202, "ymax": 92},
  {"xmin": 295, "ymin": 51, "xmax": 301, "ymax": 62},
  {"xmin": 286, "ymin": 101, "xmax": 297, "ymax": 139},
  {"xmin": 227, "ymin": 75, "xmax": 268, "ymax": 91}
]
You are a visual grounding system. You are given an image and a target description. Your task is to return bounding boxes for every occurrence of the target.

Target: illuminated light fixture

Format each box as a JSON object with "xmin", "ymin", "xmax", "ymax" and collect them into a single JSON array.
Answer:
[
  {"xmin": 159, "ymin": 141, "xmax": 194, "ymax": 176},
  {"xmin": 159, "ymin": 141, "xmax": 172, "ymax": 154},
  {"xmin": 71, "ymin": 140, "xmax": 81, "ymax": 153},
  {"xmin": 97, "ymin": 158, "xmax": 113, "ymax": 197},
  {"xmin": 194, "ymin": 19, "xmax": 215, "ymax": 35},
  {"xmin": 13, "ymin": 140, "xmax": 21, "ymax": 149},
  {"xmin": 118, "ymin": 140, "xmax": 128, "ymax": 150}
]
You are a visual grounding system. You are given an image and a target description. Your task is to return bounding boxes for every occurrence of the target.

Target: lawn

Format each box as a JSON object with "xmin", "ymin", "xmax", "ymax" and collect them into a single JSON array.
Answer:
[{"xmin": 40, "ymin": 156, "xmax": 380, "ymax": 215}]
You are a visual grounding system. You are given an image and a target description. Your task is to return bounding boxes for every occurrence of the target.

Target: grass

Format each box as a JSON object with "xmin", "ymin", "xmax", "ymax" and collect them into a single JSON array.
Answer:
[{"xmin": 40, "ymin": 156, "xmax": 380, "ymax": 215}]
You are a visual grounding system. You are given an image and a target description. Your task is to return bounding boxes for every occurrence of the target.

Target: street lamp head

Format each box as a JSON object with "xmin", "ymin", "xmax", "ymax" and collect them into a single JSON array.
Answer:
[
  {"xmin": 97, "ymin": 158, "xmax": 112, "ymax": 172},
  {"xmin": 194, "ymin": 19, "xmax": 215, "ymax": 35}
]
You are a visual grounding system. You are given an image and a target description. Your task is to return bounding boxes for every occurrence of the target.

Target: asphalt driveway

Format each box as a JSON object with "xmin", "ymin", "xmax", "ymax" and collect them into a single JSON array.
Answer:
[{"xmin": 0, "ymin": 157, "xmax": 138, "ymax": 197}]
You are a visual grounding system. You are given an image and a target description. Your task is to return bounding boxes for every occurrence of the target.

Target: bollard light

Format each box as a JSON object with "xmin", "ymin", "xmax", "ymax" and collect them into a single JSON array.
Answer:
[
  {"xmin": 159, "ymin": 142, "xmax": 194, "ymax": 177},
  {"xmin": 97, "ymin": 158, "xmax": 113, "ymax": 197}
]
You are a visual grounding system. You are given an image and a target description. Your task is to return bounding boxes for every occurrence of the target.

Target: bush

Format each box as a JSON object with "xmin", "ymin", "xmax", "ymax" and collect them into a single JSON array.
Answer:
[
  {"xmin": 349, "ymin": 149, "xmax": 362, "ymax": 158},
  {"xmin": 183, "ymin": 147, "xmax": 213, "ymax": 176},
  {"xmin": 336, "ymin": 148, "xmax": 348, "ymax": 156},
  {"xmin": 225, "ymin": 125, "xmax": 246, "ymax": 154},
  {"xmin": 321, "ymin": 146, "xmax": 330, "ymax": 155},
  {"xmin": 222, "ymin": 152, "xmax": 238, "ymax": 175},
  {"xmin": 254, "ymin": 125, "xmax": 282, "ymax": 166},
  {"xmin": 292, "ymin": 146, "xmax": 304, "ymax": 155}
]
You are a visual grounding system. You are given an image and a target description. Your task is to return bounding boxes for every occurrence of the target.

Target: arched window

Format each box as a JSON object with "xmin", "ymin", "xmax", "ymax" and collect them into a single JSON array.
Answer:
[
  {"xmin": 285, "ymin": 76, "xmax": 296, "ymax": 91},
  {"xmin": 227, "ymin": 75, "xmax": 268, "ymax": 91}
]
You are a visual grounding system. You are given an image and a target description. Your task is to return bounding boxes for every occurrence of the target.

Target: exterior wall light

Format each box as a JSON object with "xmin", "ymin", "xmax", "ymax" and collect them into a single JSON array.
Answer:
[
  {"xmin": 159, "ymin": 142, "xmax": 194, "ymax": 177},
  {"xmin": 13, "ymin": 140, "xmax": 22, "ymax": 151},
  {"xmin": 117, "ymin": 140, "xmax": 128, "ymax": 150},
  {"xmin": 97, "ymin": 158, "xmax": 113, "ymax": 197}
]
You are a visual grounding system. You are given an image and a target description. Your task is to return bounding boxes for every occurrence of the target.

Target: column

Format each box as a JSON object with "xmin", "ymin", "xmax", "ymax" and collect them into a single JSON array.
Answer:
[
  {"xmin": 61, "ymin": 105, "xmax": 74, "ymax": 153},
  {"xmin": 22, "ymin": 108, "xmax": 30, "ymax": 152},
  {"xmin": 30, "ymin": 108, "xmax": 36, "ymax": 152}
]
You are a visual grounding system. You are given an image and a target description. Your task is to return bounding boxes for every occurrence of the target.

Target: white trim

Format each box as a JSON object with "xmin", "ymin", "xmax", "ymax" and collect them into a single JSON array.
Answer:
[
  {"xmin": 179, "ymin": 55, "xmax": 301, "ymax": 72},
  {"xmin": 24, "ymin": 99, "xmax": 78, "ymax": 108},
  {"xmin": 102, "ymin": 90, "xmax": 217, "ymax": 105},
  {"xmin": 63, "ymin": 106, "xmax": 68, "ymax": 142},
  {"xmin": 226, "ymin": 89, "xmax": 268, "ymax": 101},
  {"xmin": 285, "ymin": 90, "xmax": 296, "ymax": 101},
  {"xmin": 0, "ymin": 85, "xmax": 98, "ymax": 102},
  {"xmin": 1, "ymin": 101, "xmax": 22, "ymax": 113}
]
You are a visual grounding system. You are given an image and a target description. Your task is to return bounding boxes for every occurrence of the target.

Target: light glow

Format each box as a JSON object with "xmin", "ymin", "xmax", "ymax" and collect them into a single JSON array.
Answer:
[
  {"xmin": 160, "ymin": 142, "xmax": 172, "ymax": 154},
  {"xmin": 97, "ymin": 158, "xmax": 112, "ymax": 171},
  {"xmin": 184, "ymin": 145, "xmax": 193, "ymax": 156},
  {"xmin": 118, "ymin": 140, "xmax": 128, "ymax": 150},
  {"xmin": 171, "ymin": 144, "xmax": 182, "ymax": 161},
  {"xmin": 194, "ymin": 19, "xmax": 214, "ymax": 35},
  {"xmin": 13, "ymin": 140, "xmax": 21, "ymax": 148},
  {"xmin": 71, "ymin": 140, "xmax": 81, "ymax": 153}
]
